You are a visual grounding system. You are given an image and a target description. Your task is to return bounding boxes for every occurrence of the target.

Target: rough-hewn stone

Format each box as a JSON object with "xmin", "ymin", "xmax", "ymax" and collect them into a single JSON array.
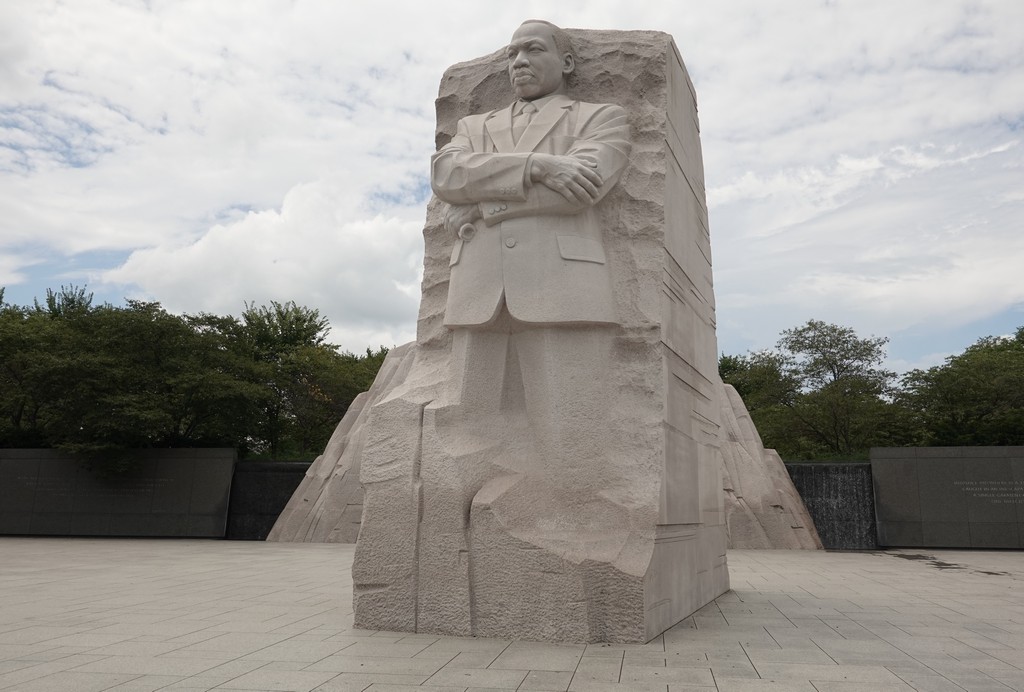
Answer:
[
  {"xmin": 265, "ymin": 343, "xmax": 415, "ymax": 544},
  {"xmin": 268, "ymin": 377, "xmax": 823, "ymax": 552},
  {"xmin": 718, "ymin": 384, "xmax": 822, "ymax": 550}
]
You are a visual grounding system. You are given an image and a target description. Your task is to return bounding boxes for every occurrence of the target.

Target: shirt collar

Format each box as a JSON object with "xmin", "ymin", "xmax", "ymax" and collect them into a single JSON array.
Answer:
[{"xmin": 515, "ymin": 93, "xmax": 563, "ymax": 115}]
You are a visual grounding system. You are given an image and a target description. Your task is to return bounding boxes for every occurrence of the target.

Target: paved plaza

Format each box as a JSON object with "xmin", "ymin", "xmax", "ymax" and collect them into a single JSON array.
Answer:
[{"xmin": 1, "ymin": 539, "xmax": 1023, "ymax": 691}]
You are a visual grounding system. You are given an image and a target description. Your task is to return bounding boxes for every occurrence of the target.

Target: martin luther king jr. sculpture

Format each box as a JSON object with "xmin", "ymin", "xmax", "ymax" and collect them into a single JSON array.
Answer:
[
  {"xmin": 348, "ymin": 20, "xmax": 730, "ymax": 643},
  {"xmin": 429, "ymin": 20, "xmax": 631, "ymax": 544}
]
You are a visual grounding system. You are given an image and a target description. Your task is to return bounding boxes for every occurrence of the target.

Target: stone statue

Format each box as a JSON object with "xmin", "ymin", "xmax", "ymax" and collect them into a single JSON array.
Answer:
[
  {"xmin": 427, "ymin": 21, "xmax": 633, "ymax": 552},
  {"xmin": 277, "ymin": 22, "xmax": 733, "ymax": 643},
  {"xmin": 434, "ymin": 20, "xmax": 630, "ymax": 330}
]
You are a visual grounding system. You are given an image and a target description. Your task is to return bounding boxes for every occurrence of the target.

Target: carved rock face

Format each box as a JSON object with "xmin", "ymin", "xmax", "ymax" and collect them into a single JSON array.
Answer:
[
  {"xmin": 506, "ymin": 22, "xmax": 572, "ymax": 101},
  {"xmin": 719, "ymin": 383, "xmax": 824, "ymax": 551}
]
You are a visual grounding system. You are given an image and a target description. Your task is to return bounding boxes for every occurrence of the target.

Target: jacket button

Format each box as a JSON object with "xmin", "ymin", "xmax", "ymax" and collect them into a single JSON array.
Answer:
[{"xmin": 505, "ymin": 237, "xmax": 516, "ymax": 248}]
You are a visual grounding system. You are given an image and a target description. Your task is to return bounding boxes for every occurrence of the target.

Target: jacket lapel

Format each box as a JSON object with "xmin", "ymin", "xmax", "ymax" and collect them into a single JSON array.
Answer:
[
  {"xmin": 484, "ymin": 105, "xmax": 516, "ymax": 153},
  {"xmin": 514, "ymin": 94, "xmax": 573, "ymax": 154}
]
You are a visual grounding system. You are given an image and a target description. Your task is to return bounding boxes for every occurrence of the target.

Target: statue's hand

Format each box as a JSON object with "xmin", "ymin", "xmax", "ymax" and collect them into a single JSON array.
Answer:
[
  {"xmin": 444, "ymin": 203, "xmax": 482, "ymax": 237},
  {"xmin": 529, "ymin": 153, "xmax": 604, "ymax": 204}
]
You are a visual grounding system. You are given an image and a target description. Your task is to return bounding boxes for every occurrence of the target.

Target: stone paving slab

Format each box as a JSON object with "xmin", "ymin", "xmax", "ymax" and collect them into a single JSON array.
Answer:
[{"xmin": 1, "ymin": 539, "xmax": 1023, "ymax": 691}]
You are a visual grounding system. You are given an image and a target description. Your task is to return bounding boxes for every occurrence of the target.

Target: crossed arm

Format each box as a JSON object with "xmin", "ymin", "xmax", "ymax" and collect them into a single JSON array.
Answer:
[
  {"xmin": 442, "ymin": 153, "xmax": 604, "ymax": 231},
  {"xmin": 431, "ymin": 103, "xmax": 631, "ymax": 235}
]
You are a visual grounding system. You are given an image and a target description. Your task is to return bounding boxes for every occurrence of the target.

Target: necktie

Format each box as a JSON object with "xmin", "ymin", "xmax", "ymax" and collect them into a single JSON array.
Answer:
[{"xmin": 512, "ymin": 102, "xmax": 537, "ymax": 145}]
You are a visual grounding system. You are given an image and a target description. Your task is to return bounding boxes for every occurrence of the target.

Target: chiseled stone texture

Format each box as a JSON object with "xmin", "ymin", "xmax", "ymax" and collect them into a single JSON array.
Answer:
[
  {"xmin": 268, "ymin": 371, "xmax": 822, "ymax": 552},
  {"xmin": 266, "ymin": 343, "xmax": 416, "ymax": 544},
  {"xmin": 272, "ymin": 28, "xmax": 730, "ymax": 643},
  {"xmin": 718, "ymin": 383, "xmax": 823, "ymax": 550}
]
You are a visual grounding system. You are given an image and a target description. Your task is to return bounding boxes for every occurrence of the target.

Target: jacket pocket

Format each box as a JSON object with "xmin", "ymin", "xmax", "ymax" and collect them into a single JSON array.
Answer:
[
  {"xmin": 557, "ymin": 235, "xmax": 606, "ymax": 264},
  {"xmin": 449, "ymin": 239, "xmax": 464, "ymax": 267}
]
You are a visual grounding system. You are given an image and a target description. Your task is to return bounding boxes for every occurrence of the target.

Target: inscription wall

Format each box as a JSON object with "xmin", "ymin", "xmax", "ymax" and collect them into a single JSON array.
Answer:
[
  {"xmin": 871, "ymin": 447, "xmax": 1024, "ymax": 548},
  {"xmin": 0, "ymin": 449, "xmax": 236, "ymax": 538}
]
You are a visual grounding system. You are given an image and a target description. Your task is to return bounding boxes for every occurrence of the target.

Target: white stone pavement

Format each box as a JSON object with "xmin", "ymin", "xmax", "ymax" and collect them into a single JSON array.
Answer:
[{"xmin": 1, "ymin": 539, "xmax": 1023, "ymax": 692}]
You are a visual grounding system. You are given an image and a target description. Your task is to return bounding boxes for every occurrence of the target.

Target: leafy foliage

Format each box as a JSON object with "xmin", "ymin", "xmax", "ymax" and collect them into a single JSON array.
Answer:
[
  {"xmin": 900, "ymin": 327, "xmax": 1024, "ymax": 446},
  {"xmin": 9, "ymin": 284, "xmax": 1020, "ymax": 465},
  {"xmin": 0, "ymin": 287, "xmax": 388, "ymax": 460},
  {"xmin": 721, "ymin": 320, "xmax": 914, "ymax": 460}
]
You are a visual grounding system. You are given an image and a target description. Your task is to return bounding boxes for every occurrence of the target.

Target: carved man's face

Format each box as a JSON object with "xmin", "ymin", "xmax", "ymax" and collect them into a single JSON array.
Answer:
[{"xmin": 506, "ymin": 22, "xmax": 574, "ymax": 101}]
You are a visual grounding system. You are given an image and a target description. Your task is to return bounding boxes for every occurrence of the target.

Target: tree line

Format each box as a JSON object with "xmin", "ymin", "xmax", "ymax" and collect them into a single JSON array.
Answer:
[
  {"xmin": 0, "ymin": 286, "xmax": 387, "ymax": 461},
  {"xmin": 721, "ymin": 319, "xmax": 1024, "ymax": 461},
  {"xmin": 4, "ymin": 286, "xmax": 1019, "ymax": 464}
]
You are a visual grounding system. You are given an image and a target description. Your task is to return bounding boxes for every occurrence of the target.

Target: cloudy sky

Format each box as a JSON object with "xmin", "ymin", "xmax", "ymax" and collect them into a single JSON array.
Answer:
[{"xmin": 1, "ymin": 1, "xmax": 1022, "ymax": 372}]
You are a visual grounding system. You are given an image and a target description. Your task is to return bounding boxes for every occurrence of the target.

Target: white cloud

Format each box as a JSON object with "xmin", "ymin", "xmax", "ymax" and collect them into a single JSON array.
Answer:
[
  {"xmin": 0, "ymin": 0, "xmax": 1022, "ymax": 368},
  {"xmin": 713, "ymin": 137, "xmax": 1024, "ymax": 354},
  {"xmin": 103, "ymin": 177, "xmax": 423, "ymax": 351},
  {"xmin": 0, "ymin": 252, "xmax": 34, "ymax": 288}
]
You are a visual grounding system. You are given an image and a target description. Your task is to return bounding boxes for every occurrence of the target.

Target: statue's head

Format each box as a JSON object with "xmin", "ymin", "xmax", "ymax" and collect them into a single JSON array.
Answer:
[{"xmin": 506, "ymin": 20, "xmax": 575, "ymax": 101}]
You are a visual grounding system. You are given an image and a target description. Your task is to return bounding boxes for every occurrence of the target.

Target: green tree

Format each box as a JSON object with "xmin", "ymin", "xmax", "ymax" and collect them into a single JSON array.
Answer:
[
  {"xmin": 777, "ymin": 320, "xmax": 893, "ymax": 392},
  {"xmin": 239, "ymin": 300, "xmax": 331, "ymax": 358},
  {"xmin": 722, "ymin": 320, "xmax": 909, "ymax": 460},
  {"xmin": 230, "ymin": 305, "xmax": 390, "ymax": 458},
  {"xmin": 35, "ymin": 300, "xmax": 265, "ymax": 458},
  {"xmin": 273, "ymin": 345, "xmax": 389, "ymax": 458},
  {"xmin": 33, "ymin": 284, "xmax": 94, "ymax": 318},
  {"xmin": 0, "ymin": 301, "xmax": 59, "ymax": 446},
  {"xmin": 1, "ymin": 287, "xmax": 389, "ymax": 461},
  {"xmin": 718, "ymin": 351, "xmax": 798, "ymax": 413},
  {"xmin": 0, "ymin": 291, "xmax": 265, "ymax": 457},
  {"xmin": 900, "ymin": 327, "xmax": 1024, "ymax": 446},
  {"xmin": 236, "ymin": 301, "xmax": 333, "ymax": 457}
]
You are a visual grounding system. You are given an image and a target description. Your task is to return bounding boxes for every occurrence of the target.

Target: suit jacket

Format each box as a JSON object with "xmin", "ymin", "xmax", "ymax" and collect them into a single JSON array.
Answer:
[{"xmin": 431, "ymin": 94, "xmax": 631, "ymax": 327}]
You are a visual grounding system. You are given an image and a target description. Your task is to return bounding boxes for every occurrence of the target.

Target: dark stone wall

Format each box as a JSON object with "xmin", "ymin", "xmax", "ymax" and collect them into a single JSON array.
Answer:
[
  {"xmin": 226, "ymin": 461, "xmax": 312, "ymax": 540},
  {"xmin": 785, "ymin": 463, "xmax": 877, "ymax": 550},
  {"xmin": 872, "ymin": 447, "xmax": 1024, "ymax": 548},
  {"xmin": 0, "ymin": 449, "xmax": 236, "ymax": 537}
]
